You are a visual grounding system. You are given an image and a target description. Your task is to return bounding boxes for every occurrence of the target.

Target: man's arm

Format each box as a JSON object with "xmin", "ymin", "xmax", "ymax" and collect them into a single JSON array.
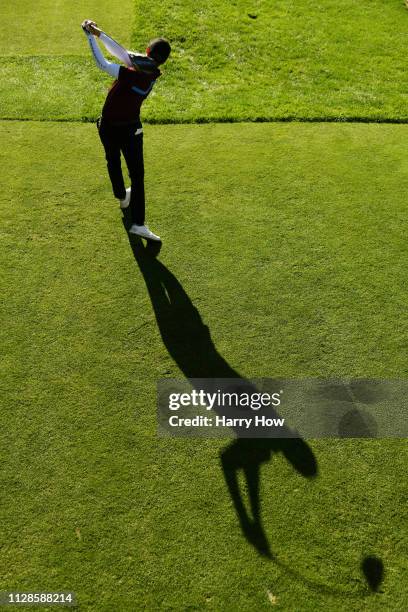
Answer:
[
  {"xmin": 99, "ymin": 32, "xmax": 132, "ymax": 67},
  {"xmin": 82, "ymin": 20, "xmax": 132, "ymax": 66},
  {"xmin": 82, "ymin": 21, "xmax": 120, "ymax": 78}
]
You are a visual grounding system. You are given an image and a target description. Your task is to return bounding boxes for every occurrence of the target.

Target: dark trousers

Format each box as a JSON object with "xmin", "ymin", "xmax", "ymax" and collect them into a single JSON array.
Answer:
[{"xmin": 97, "ymin": 118, "xmax": 145, "ymax": 225}]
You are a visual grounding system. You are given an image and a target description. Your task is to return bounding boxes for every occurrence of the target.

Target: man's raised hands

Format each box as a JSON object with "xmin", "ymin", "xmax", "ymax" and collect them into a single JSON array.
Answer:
[{"xmin": 81, "ymin": 20, "xmax": 102, "ymax": 37}]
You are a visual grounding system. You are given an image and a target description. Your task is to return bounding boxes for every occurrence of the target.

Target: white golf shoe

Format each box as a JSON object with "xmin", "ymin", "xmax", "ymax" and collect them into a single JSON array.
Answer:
[
  {"xmin": 119, "ymin": 187, "xmax": 131, "ymax": 209},
  {"xmin": 129, "ymin": 224, "xmax": 161, "ymax": 242}
]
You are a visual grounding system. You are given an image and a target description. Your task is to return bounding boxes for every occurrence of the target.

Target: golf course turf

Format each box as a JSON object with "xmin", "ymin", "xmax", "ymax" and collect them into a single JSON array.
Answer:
[{"xmin": 1, "ymin": 1, "xmax": 407, "ymax": 610}]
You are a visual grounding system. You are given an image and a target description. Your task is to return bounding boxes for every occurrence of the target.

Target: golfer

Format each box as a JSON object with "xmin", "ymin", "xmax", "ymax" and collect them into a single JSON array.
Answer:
[{"xmin": 82, "ymin": 19, "xmax": 171, "ymax": 241}]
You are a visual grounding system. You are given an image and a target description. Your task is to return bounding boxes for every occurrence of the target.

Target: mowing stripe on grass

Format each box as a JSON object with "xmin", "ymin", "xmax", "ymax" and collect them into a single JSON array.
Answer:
[
  {"xmin": 0, "ymin": 53, "xmax": 407, "ymax": 123},
  {"xmin": 1, "ymin": 1, "xmax": 407, "ymax": 123},
  {"xmin": 131, "ymin": 0, "xmax": 408, "ymax": 123},
  {"xmin": 0, "ymin": 0, "xmax": 134, "ymax": 56}
]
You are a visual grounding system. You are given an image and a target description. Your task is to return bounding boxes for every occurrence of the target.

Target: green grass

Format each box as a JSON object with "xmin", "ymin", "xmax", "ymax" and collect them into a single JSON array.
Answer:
[
  {"xmin": 1, "ymin": 120, "xmax": 408, "ymax": 609},
  {"xmin": 133, "ymin": 0, "xmax": 408, "ymax": 122},
  {"xmin": 0, "ymin": 0, "xmax": 407, "ymax": 122},
  {"xmin": 2, "ymin": 1, "xmax": 408, "ymax": 609},
  {"xmin": 0, "ymin": 56, "xmax": 106, "ymax": 121},
  {"xmin": 0, "ymin": 0, "xmax": 135, "ymax": 121},
  {"xmin": 0, "ymin": 0, "xmax": 134, "ymax": 55}
]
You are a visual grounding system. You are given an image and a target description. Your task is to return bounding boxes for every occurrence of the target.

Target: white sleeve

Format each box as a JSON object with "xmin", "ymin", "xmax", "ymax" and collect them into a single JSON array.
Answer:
[
  {"xmin": 86, "ymin": 33, "xmax": 120, "ymax": 79},
  {"xmin": 99, "ymin": 32, "xmax": 132, "ymax": 67}
]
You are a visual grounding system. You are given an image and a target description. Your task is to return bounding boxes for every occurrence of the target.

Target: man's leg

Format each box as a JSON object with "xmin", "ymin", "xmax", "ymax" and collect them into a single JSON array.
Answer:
[
  {"xmin": 121, "ymin": 127, "xmax": 145, "ymax": 226},
  {"xmin": 98, "ymin": 120, "xmax": 126, "ymax": 200}
]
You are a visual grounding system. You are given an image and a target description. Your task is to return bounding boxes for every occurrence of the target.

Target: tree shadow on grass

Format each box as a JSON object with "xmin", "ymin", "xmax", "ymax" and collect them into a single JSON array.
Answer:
[{"xmin": 125, "ymin": 229, "xmax": 318, "ymax": 559}]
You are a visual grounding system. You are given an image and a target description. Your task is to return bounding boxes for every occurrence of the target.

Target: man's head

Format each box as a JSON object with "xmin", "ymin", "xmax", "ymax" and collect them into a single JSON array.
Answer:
[{"xmin": 146, "ymin": 38, "xmax": 171, "ymax": 65}]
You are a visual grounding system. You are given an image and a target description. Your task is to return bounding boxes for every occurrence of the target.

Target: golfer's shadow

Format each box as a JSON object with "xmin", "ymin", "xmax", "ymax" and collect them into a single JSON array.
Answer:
[{"xmin": 126, "ymin": 232, "xmax": 317, "ymax": 558}]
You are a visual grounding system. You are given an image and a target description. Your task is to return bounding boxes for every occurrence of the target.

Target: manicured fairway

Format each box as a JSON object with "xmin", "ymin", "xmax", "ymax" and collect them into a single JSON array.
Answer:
[
  {"xmin": 1, "ymin": 120, "xmax": 407, "ymax": 610},
  {"xmin": 0, "ymin": 0, "xmax": 134, "ymax": 55},
  {"xmin": 1, "ymin": 0, "xmax": 407, "ymax": 609},
  {"xmin": 133, "ymin": 0, "xmax": 408, "ymax": 122},
  {"xmin": 0, "ymin": 0, "xmax": 134, "ymax": 122},
  {"xmin": 1, "ymin": 0, "xmax": 407, "ymax": 121}
]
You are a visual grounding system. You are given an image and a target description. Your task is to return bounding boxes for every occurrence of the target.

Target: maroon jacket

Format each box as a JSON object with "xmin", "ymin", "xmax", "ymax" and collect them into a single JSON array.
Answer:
[{"xmin": 102, "ymin": 65, "xmax": 161, "ymax": 122}]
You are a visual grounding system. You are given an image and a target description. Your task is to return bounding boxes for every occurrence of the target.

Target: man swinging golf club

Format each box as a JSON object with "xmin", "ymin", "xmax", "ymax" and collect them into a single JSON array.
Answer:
[{"xmin": 82, "ymin": 19, "xmax": 171, "ymax": 241}]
